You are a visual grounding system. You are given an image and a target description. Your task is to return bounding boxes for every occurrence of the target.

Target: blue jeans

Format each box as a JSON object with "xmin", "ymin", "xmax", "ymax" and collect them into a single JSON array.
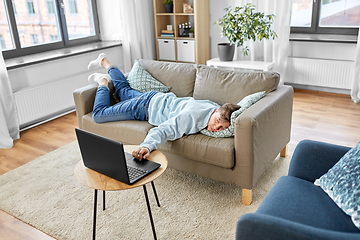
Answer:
[{"xmin": 92, "ymin": 66, "xmax": 158, "ymax": 123}]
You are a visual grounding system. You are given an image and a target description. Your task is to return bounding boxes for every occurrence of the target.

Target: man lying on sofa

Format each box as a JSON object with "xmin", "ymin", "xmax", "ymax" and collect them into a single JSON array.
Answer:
[{"xmin": 87, "ymin": 53, "xmax": 240, "ymax": 160}]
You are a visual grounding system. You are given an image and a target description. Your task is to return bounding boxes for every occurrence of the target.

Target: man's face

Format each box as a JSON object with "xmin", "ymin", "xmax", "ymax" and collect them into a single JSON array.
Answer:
[{"xmin": 207, "ymin": 109, "xmax": 230, "ymax": 132}]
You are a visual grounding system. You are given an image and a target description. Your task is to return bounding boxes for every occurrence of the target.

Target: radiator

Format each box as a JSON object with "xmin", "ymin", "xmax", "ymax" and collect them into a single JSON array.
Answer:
[
  {"xmin": 287, "ymin": 57, "xmax": 354, "ymax": 90},
  {"xmin": 14, "ymin": 74, "xmax": 89, "ymax": 127}
]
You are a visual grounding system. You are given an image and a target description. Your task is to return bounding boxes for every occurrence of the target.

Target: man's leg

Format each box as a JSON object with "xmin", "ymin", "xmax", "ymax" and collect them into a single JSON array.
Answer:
[
  {"xmin": 88, "ymin": 53, "xmax": 156, "ymax": 123},
  {"xmin": 91, "ymin": 76, "xmax": 155, "ymax": 123},
  {"xmin": 91, "ymin": 80, "xmax": 142, "ymax": 123},
  {"xmin": 88, "ymin": 53, "xmax": 143, "ymax": 102}
]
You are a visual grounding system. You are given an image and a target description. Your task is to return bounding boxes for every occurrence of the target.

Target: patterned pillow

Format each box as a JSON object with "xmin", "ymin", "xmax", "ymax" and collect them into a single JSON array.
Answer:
[
  {"xmin": 315, "ymin": 141, "xmax": 360, "ymax": 229},
  {"xmin": 200, "ymin": 91, "xmax": 266, "ymax": 138},
  {"xmin": 127, "ymin": 60, "xmax": 171, "ymax": 93}
]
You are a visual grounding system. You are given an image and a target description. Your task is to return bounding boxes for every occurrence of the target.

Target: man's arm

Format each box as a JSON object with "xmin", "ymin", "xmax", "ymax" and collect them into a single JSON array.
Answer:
[
  {"xmin": 134, "ymin": 113, "xmax": 197, "ymax": 159},
  {"xmin": 143, "ymin": 113, "xmax": 196, "ymax": 149}
]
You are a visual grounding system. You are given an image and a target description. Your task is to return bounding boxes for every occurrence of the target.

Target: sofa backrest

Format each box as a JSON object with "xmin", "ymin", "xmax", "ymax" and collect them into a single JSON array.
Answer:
[
  {"xmin": 193, "ymin": 65, "xmax": 280, "ymax": 105},
  {"xmin": 137, "ymin": 60, "xmax": 280, "ymax": 105},
  {"xmin": 139, "ymin": 59, "xmax": 196, "ymax": 97}
]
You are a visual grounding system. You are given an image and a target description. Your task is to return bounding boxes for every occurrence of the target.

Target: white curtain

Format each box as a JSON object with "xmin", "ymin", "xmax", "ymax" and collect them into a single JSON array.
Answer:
[
  {"xmin": 119, "ymin": 0, "xmax": 156, "ymax": 72},
  {"xmin": 0, "ymin": 49, "xmax": 19, "ymax": 149},
  {"xmin": 351, "ymin": 27, "xmax": 360, "ymax": 103},
  {"xmin": 234, "ymin": 0, "xmax": 292, "ymax": 84}
]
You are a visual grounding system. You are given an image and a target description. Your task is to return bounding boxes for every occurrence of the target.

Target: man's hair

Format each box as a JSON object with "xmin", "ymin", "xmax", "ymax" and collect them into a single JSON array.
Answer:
[{"xmin": 218, "ymin": 103, "xmax": 241, "ymax": 123}]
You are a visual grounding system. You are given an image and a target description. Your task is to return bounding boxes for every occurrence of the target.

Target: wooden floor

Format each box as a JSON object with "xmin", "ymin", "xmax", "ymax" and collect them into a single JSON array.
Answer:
[{"xmin": 0, "ymin": 89, "xmax": 359, "ymax": 239}]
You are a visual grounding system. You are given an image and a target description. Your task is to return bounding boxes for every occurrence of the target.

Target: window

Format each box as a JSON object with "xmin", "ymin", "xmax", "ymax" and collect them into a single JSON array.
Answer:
[
  {"xmin": 68, "ymin": 0, "xmax": 78, "ymax": 14},
  {"xmin": 27, "ymin": 0, "xmax": 35, "ymax": 15},
  {"xmin": 291, "ymin": 0, "xmax": 360, "ymax": 35},
  {"xmin": 0, "ymin": 0, "xmax": 14, "ymax": 50},
  {"xmin": 1, "ymin": 0, "xmax": 100, "ymax": 59},
  {"xmin": 31, "ymin": 34, "xmax": 38, "ymax": 44},
  {"xmin": 47, "ymin": 0, "xmax": 55, "ymax": 15},
  {"xmin": 50, "ymin": 35, "xmax": 58, "ymax": 41}
]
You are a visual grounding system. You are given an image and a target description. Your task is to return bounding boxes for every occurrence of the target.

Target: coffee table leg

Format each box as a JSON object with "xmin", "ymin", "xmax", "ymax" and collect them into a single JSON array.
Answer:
[
  {"xmin": 93, "ymin": 189, "xmax": 98, "ymax": 240},
  {"xmin": 143, "ymin": 185, "xmax": 157, "ymax": 240},
  {"xmin": 151, "ymin": 181, "xmax": 160, "ymax": 207}
]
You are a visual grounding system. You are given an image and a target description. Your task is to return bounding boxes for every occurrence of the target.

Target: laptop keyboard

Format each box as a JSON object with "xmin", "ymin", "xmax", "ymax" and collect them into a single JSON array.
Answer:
[{"xmin": 127, "ymin": 166, "xmax": 148, "ymax": 181}]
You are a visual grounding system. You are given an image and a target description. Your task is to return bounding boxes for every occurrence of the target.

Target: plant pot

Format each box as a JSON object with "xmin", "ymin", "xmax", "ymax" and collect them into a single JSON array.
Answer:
[
  {"xmin": 164, "ymin": 4, "xmax": 173, "ymax": 13},
  {"xmin": 189, "ymin": 33, "xmax": 194, "ymax": 38},
  {"xmin": 218, "ymin": 43, "xmax": 235, "ymax": 61}
]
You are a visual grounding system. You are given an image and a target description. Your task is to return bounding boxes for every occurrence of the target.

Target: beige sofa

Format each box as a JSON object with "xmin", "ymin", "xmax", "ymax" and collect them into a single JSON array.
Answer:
[{"xmin": 73, "ymin": 59, "xmax": 293, "ymax": 205}]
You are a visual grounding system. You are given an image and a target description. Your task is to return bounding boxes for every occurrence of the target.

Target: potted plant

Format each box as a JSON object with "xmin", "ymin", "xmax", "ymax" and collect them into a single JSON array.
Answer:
[
  {"xmin": 164, "ymin": 0, "xmax": 173, "ymax": 13},
  {"xmin": 189, "ymin": 28, "xmax": 194, "ymax": 38},
  {"xmin": 215, "ymin": 3, "xmax": 277, "ymax": 61}
]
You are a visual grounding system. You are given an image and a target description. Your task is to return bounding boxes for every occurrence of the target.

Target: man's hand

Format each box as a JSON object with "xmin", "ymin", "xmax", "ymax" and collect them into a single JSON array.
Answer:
[{"xmin": 132, "ymin": 147, "xmax": 150, "ymax": 160}]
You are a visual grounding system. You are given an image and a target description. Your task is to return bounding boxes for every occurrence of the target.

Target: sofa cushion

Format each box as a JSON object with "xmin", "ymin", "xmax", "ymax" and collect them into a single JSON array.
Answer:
[
  {"xmin": 200, "ymin": 91, "xmax": 266, "ymax": 138},
  {"xmin": 315, "ymin": 141, "xmax": 360, "ymax": 229},
  {"xmin": 258, "ymin": 176, "xmax": 360, "ymax": 233},
  {"xmin": 82, "ymin": 113, "xmax": 153, "ymax": 144},
  {"xmin": 139, "ymin": 59, "xmax": 196, "ymax": 97},
  {"xmin": 193, "ymin": 65, "xmax": 279, "ymax": 105},
  {"xmin": 127, "ymin": 60, "xmax": 171, "ymax": 93},
  {"xmin": 158, "ymin": 133, "xmax": 235, "ymax": 169}
]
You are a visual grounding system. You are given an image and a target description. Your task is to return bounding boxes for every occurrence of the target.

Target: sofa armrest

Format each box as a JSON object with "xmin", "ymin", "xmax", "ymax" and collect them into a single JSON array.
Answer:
[
  {"xmin": 288, "ymin": 140, "xmax": 351, "ymax": 182},
  {"xmin": 73, "ymin": 83, "xmax": 98, "ymax": 128},
  {"xmin": 234, "ymin": 85, "xmax": 294, "ymax": 189},
  {"xmin": 236, "ymin": 213, "xmax": 360, "ymax": 240}
]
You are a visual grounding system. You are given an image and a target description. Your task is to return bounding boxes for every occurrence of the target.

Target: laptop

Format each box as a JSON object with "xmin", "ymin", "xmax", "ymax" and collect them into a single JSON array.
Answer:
[{"xmin": 75, "ymin": 128, "xmax": 161, "ymax": 185}]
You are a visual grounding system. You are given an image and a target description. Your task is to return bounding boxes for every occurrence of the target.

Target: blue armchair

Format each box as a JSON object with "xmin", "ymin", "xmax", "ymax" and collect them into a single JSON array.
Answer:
[{"xmin": 236, "ymin": 140, "xmax": 360, "ymax": 240}]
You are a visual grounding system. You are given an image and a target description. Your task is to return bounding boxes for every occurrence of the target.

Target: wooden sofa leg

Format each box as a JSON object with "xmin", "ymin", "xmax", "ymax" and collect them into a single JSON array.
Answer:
[
  {"xmin": 280, "ymin": 144, "xmax": 288, "ymax": 157},
  {"xmin": 242, "ymin": 189, "xmax": 252, "ymax": 205}
]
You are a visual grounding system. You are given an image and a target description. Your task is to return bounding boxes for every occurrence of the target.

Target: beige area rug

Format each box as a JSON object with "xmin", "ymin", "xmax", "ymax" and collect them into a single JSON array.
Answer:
[{"xmin": 0, "ymin": 142, "xmax": 295, "ymax": 240}]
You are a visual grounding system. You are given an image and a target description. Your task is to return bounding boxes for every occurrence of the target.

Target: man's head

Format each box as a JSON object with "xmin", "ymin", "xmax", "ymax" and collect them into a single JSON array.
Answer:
[{"xmin": 207, "ymin": 103, "xmax": 241, "ymax": 132}]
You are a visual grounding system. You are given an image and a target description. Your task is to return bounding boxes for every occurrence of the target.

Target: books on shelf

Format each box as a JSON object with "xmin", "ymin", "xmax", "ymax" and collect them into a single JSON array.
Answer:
[
  {"xmin": 161, "ymin": 34, "xmax": 174, "ymax": 37},
  {"xmin": 161, "ymin": 30, "xmax": 174, "ymax": 37}
]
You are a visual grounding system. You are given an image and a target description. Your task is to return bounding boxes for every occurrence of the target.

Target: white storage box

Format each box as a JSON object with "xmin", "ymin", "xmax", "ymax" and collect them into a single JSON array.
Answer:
[
  {"xmin": 158, "ymin": 39, "xmax": 175, "ymax": 61},
  {"xmin": 177, "ymin": 40, "xmax": 195, "ymax": 63}
]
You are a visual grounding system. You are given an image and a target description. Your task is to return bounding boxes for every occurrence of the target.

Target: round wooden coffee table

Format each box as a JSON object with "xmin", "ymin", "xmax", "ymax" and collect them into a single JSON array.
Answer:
[{"xmin": 74, "ymin": 145, "xmax": 168, "ymax": 240}]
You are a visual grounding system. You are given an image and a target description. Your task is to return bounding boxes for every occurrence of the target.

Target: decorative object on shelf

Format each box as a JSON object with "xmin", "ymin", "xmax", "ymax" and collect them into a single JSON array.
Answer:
[
  {"xmin": 178, "ymin": 22, "xmax": 192, "ymax": 37},
  {"xmin": 164, "ymin": 0, "xmax": 173, "ymax": 13},
  {"xmin": 183, "ymin": 3, "xmax": 193, "ymax": 13},
  {"xmin": 189, "ymin": 28, "xmax": 194, "ymax": 38},
  {"xmin": 215, "ymin": 3, "xmax": 277, "ymax": 61}
]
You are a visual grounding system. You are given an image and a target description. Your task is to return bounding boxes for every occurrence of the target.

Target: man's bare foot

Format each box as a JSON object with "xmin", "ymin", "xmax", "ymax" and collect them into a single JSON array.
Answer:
[
  {"xmin": 98, "ymin": 78, "xmax": 108, "ymax": 87},
  {"xmin": 100, "ymin": 57, "xmax": 111, "ymax": 70}
]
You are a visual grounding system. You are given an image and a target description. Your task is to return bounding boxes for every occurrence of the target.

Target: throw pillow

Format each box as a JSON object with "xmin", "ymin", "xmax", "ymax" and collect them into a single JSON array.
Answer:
[
  {"xmin": 314, "ymin": 141, "xmax": 360, "ymax": 229},
  {"xmin": 200, "ymin": 91, "xmax": 266, "ymax": 138},
  {"xmin": 127, "ymin": 60, "xmax": 171, "ymax": 93}
]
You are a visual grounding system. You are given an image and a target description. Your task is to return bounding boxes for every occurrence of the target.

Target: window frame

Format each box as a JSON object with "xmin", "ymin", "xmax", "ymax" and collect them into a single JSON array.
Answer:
[
  {"xmin": 2, "ymin": 0, "xmax": 100, "ymax": 59},
  {"xmin": 291, "ymin": 0, "xmax": 359, "ymax": 35}
]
